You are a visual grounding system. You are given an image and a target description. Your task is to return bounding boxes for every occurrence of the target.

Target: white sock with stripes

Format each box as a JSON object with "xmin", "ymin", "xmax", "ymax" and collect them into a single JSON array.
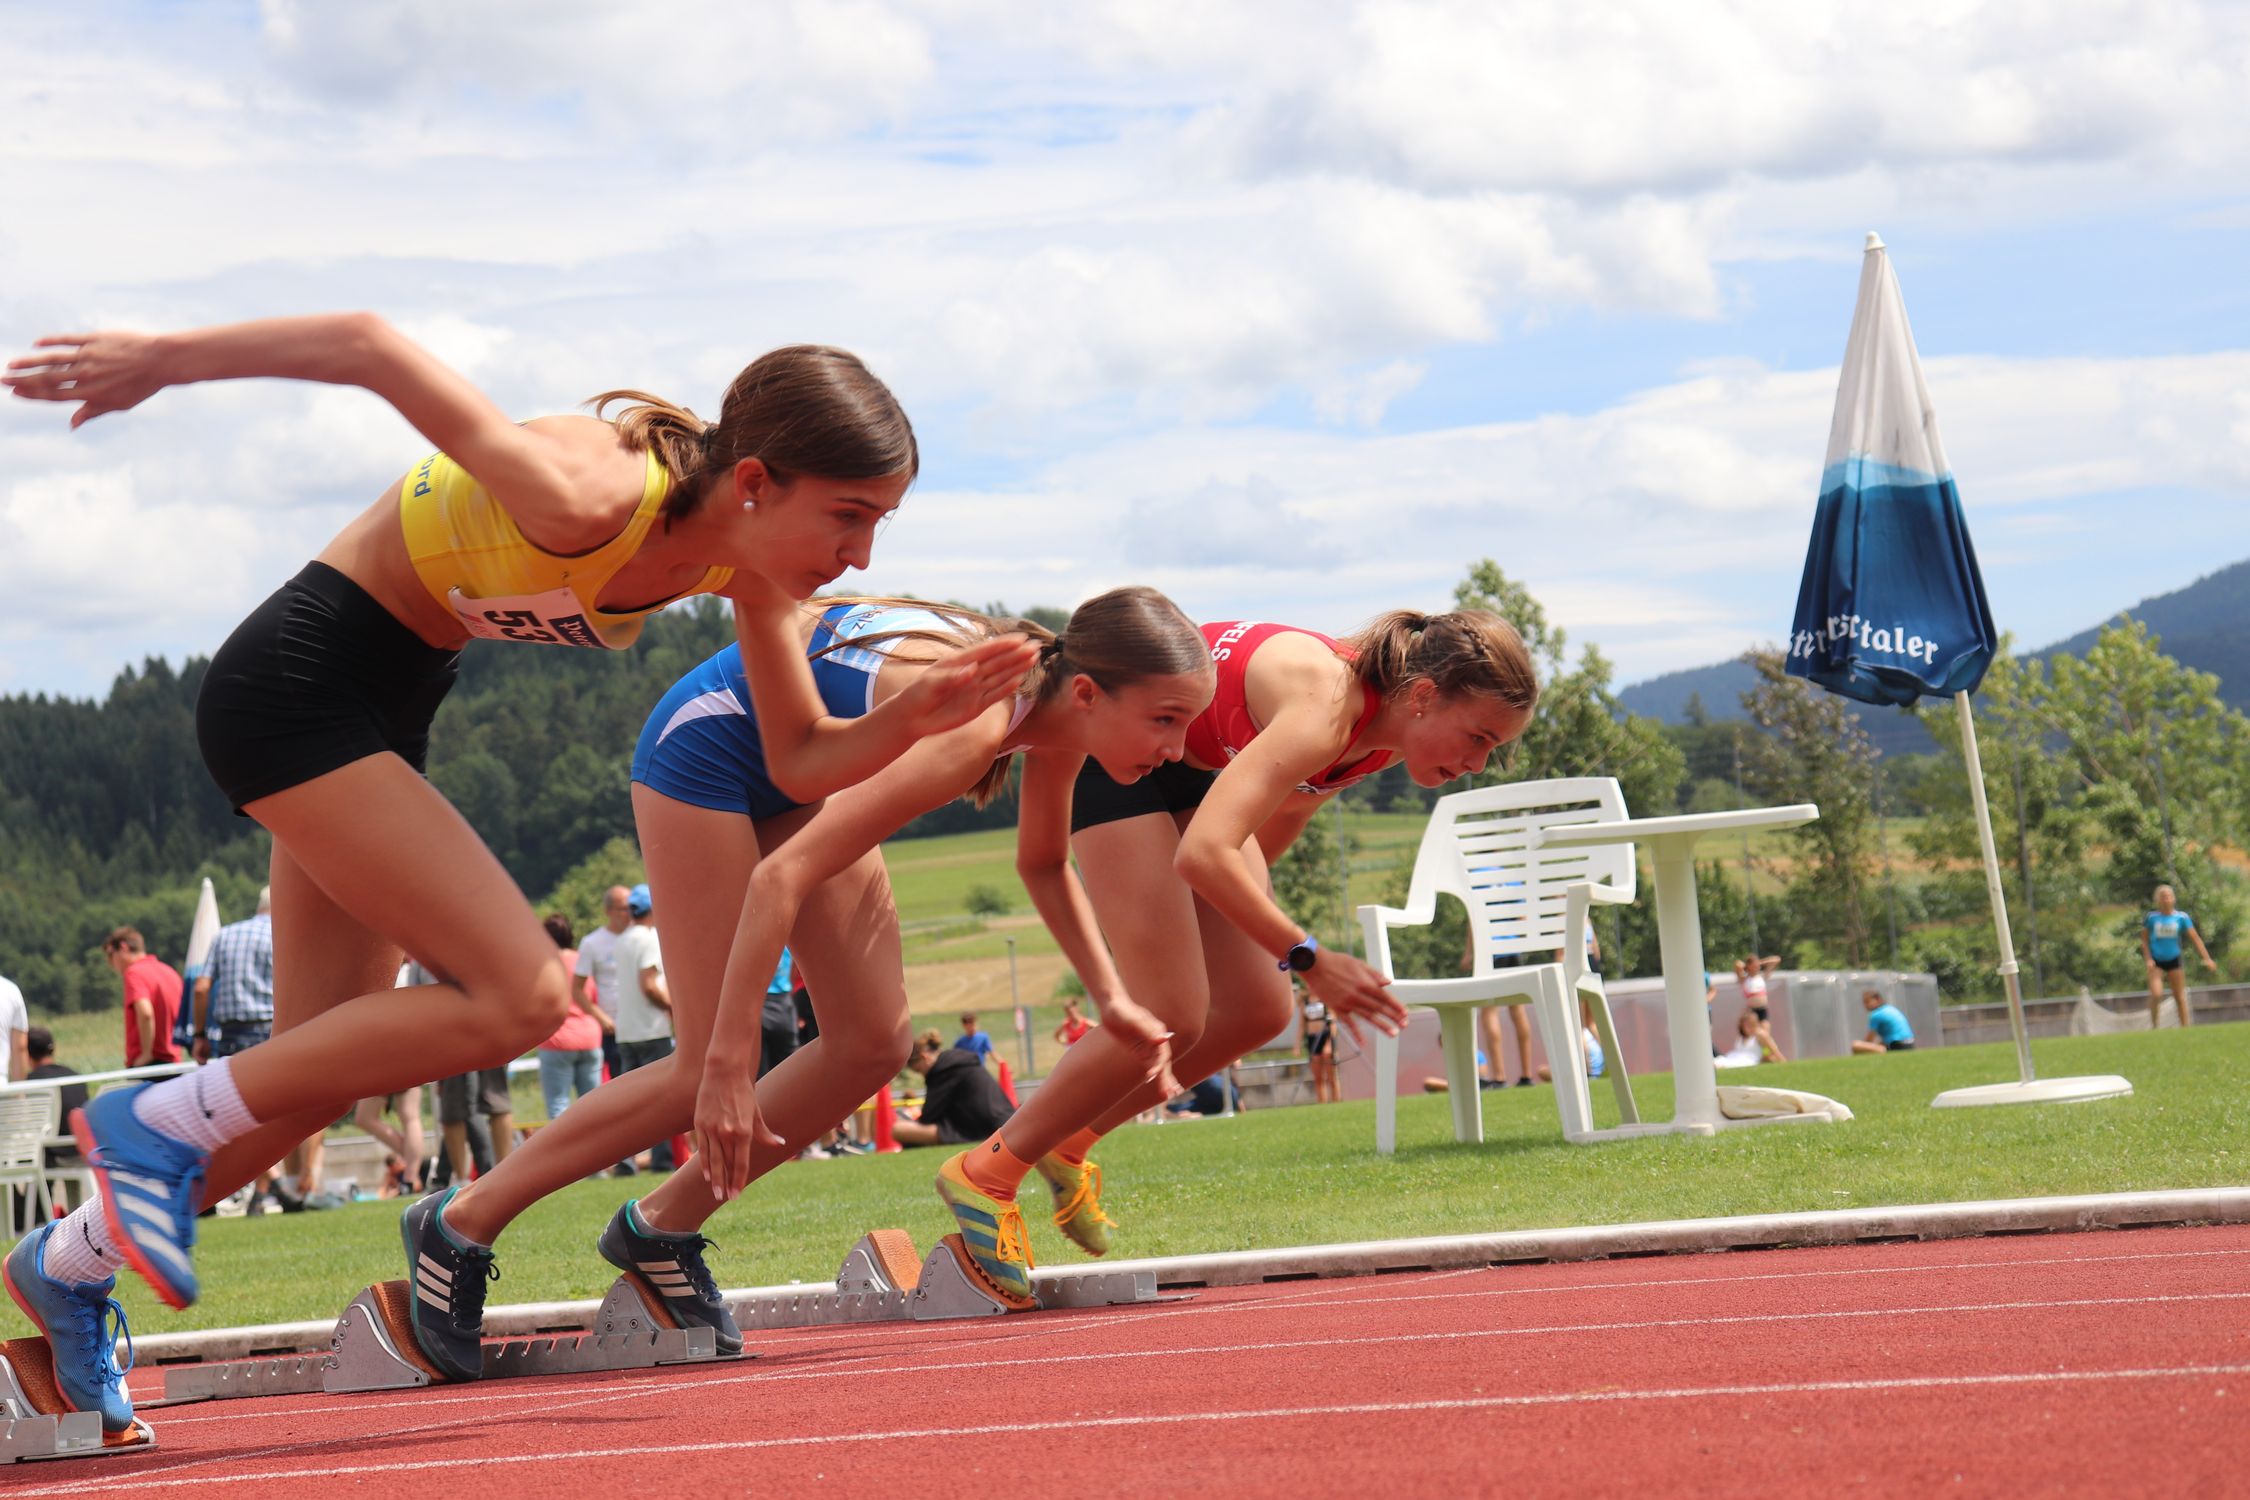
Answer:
[
  {"xmin": 42, "ymin": 1201, "xmax": 129, "ymax": 1287},
  {"xmin": 129, "ymin": 1055, "xmax": 261, "ymax": 1151}
]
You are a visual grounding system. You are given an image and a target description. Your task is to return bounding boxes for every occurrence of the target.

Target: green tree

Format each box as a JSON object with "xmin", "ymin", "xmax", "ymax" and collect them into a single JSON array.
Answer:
[
  {"xmin": 965, "ymin": 884, "xmax": 1011, "ymax": 918},
  {"xmin": 1738, "ymin": 649, "xmax": 1877, "ymax": 966},
  {"xmin": 538, "ymin": 836, "xmax": 647, "ymax": 939}
]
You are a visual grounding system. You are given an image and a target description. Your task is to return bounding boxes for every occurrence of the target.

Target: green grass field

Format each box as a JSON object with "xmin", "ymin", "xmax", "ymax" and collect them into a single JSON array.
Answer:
[{"xmin": 65, "ymin": 1024, "xmax": 2247, "ymax": 1334}]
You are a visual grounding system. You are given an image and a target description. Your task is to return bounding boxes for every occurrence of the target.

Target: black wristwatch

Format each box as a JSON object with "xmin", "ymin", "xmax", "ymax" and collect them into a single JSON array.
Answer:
[{"xmin": 1280, "ymin": 935, "xmax": 1321, "ymax": 973}]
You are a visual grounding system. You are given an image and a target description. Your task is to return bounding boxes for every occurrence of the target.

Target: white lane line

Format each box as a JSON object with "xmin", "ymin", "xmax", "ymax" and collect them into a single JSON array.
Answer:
[
  {"xmin": 1274, "ymin": 1244, "xmax": 2250, "ymax": 1312},
  {"xmin": 722, "ymin": 1288, "xmax": 2250, "ymax": 1388},
  {"xmin": 20, "ymin": 1361, "xmax": 2248, "ymax": 1495},
  {"xmin": 140, "ymin": 1259, "xmax": 2250, "ymax": 1430},
  {"xmin": 145, "ymin": 1286, "xmax": 2250, "ymax": 1429}
]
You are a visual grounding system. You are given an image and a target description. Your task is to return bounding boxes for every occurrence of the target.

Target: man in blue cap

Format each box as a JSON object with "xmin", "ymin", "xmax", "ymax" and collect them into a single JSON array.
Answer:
[{"xmin": 611, "ymin": 883, "xmax": 677, "ymax": 1171}]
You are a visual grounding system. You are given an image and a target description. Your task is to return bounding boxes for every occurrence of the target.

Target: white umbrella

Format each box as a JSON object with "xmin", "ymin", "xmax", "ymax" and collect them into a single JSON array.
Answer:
[{"xmin": 1791, "ymin": 234, "xmax": 2128, "ymax": 1108}]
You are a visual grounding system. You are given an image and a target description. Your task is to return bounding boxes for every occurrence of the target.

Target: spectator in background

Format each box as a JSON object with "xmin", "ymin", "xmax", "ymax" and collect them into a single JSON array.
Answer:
[
  {"xmin": 1734, "ymin": 953, "xmax": 1781, "ymax": 1022},
  {"xmin": 1053, "ymin": 999, "xmax": 1091, "ymax": 1048},
  {"xmin": 2142, "ymin": 884, "xmax": 2218, "ymax": 1028},
  {"xmin": 0, "ymin": 970, "xmax": 26, "ymax": 1082},
  {"xmin": 955, "ymin": 1012, "xmax": 995, "ymax": 1062},
  {"xmin": 1715, "ymin": 1008, "xmax": 1786, "ymax": 1068},
  {"xmin": 103, "ymin": 926, "xmax": 182, "ymax": 1070},
  {"xmin": 536, "ymin": 914, "xmax": 603, "ymax": 1121},
  {"xmin": 1461, "ymin": 925, "xmax": 1536, "ymax": 1091},
  {"xmin": 1852, "ymin": 990, "xmax": 1916, "ymax": 1053},
  {"xmin": 611, "ymin": 884, "xmax": 676, "ymax": 1171},
  {"xmin": 1300, "ymin": 992, "xmax": 1339, "ymax": 1103},
  {"xmin": 193, "ymin": 887, "xmax": 288, "ymax": 1210},
  {"xmin": 192, "ymin": 888, "xmax": 275, "ymax": 1063},
  {"xmin": 758, "ymin": 947, "xmax": 798, "ymax": 1081},
  {"xmin": 893, "ymin": 1030, "xmax": 1015, "ymax": 1147},
  {"xmin": 574, "ymin": 885, "xmax": 632, "ymax": 1083},
  {"xmin": 354, "ymin": 1090, "xmax": 427, "ymax": 1197},
  {"xmin": 26, "ymin": 1028, "xmax": 86, "ymax": 1170},
  {"xmin": 408, "ymin": 957, "xmax": 516, "ymax": 1188}
]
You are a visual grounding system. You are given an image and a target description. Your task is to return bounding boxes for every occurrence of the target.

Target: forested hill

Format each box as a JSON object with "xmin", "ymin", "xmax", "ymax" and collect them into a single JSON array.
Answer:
[
  {"xmin": 1617, "ymin": 555, "xmax": 2250, "ymax": 749},
  {"xmin": 0, "ymin": 598, "xmax": 1029, "ymax": 1012}
]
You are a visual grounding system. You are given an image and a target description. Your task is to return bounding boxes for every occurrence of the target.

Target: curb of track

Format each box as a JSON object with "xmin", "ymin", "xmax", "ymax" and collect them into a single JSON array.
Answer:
[{"xmin": 132, "ymin": 1185, "xmax": 2250, "ymax": 1365}]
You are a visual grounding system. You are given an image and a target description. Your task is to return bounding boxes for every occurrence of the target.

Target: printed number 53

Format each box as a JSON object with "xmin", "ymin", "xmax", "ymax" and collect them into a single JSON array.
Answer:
[{"xmin": 484, "ymin": 608, "xmax": 558, "ymax": 644}]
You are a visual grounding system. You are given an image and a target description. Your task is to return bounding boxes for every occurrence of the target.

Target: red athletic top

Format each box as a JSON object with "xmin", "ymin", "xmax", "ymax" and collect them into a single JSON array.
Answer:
[{"xmin": 1185, "ymin": 622, "xmax": 1398, "ymax": 794}]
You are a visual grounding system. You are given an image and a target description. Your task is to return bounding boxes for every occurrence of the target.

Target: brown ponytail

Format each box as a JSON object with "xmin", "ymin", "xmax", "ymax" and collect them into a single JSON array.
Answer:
[
  {"xmin": 1345, "ymin": 608, "xmax": 1539, "ymax": 714},
  {"xmin": 812, "ymin": 588, "xmax": 1206, "ymax": 809},
  {"xmin": 590, "ymin": 344, "xmax": 917, "ymax": 524}
]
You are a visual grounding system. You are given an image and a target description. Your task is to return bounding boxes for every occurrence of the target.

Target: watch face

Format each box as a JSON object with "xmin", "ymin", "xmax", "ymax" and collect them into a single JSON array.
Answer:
[{"xmin": 1288, "ymin": 944, "xmax": 1317, "ymax": 972}]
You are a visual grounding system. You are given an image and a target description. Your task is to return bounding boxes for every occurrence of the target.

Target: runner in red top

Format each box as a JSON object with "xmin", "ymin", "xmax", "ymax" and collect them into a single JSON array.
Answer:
[
  {"xmin": 1187, "ymin": 621, "xmax": 1398, "ymax": 792},
  {"xmin": 936, "ymin": 607, "xmax": 1540, "ymax": 1278}
]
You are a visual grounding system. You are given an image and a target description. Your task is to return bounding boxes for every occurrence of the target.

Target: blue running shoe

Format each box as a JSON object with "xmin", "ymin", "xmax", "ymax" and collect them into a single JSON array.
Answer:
[
  {"xmin": 3, "ymin": 1224, "xmax": 138, "ymax": 1436},
  {"xmin": 72, "ymin": 1084, "xmax": 206, "ymax": 1310},
  {"xmin": 398, "ymin": 1188, "xmax": 496, "ymax": 1382},
  {"xmin": 597, "ymin": 1200, "xmax": 742, "ymax": 1356}
]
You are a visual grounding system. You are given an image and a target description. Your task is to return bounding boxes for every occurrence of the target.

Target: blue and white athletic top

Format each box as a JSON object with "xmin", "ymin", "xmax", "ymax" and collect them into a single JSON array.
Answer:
[{"xmin": 633, "ymin": 603, "xmax": 961, "ymax": 820}]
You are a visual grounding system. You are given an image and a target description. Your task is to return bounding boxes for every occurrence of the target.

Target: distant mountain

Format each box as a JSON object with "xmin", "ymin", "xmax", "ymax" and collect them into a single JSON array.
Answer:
[{"xmin": 1616, "ymin": 556, "xmax": 2250, "ymax": 755}]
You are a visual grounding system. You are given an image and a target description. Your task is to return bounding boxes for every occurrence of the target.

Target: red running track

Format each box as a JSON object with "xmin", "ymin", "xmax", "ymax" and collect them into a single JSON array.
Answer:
[{"xmin": 22, "ymin": 1222, "xmax": 2248, "ymax": 1499}]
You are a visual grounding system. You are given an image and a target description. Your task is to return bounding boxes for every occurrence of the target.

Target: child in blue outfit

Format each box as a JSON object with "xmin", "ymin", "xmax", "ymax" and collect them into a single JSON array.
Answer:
[
  {"xmin": 1851, "ymin": 989, "xmax": 1916, "ymax": 1053},
  {"xmin": 2141, "ymin": 884, "xmax": 2217, "ymax": 1027}
]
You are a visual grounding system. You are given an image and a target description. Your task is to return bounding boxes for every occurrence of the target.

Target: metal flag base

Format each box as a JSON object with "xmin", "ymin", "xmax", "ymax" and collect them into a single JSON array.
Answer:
[{"xmin": 1932, "ymin": 1075, "xmax": 2134, "ymax": 1109}]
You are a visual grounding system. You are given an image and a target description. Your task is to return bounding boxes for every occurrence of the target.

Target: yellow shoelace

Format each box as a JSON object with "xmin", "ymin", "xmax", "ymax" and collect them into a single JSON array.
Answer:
[
  {"xmin": 1053, "ymin": 1161, "xmax": 1115, "ymax": 1229},
  {"xmin": 993, "ymin": 1201, "xmax": 1035, "ymax": 1270}
]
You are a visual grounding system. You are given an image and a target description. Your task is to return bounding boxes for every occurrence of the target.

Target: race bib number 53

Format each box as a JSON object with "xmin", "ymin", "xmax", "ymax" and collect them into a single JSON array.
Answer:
[{"xmin": 447, "ymin": 586, "xmax": 617, "ymax": 649}]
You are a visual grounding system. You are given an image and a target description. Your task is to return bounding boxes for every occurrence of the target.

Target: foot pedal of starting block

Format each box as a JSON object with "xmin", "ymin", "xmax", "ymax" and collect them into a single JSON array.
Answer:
[
  {"xmin": 837, "ymin": 1229, "xmax": 924, "ymax": 1295},
  {"xmin": 910, "ymin": 1234, "xmax": 1038, "ymax": 1319},
  {"xmin": 326, "ymin": 1278, "xmax": 736, "ymax": 1394},
  {"xmin": 0, "ymin": 1337, "xmax": 156, "ymax": 1463}
]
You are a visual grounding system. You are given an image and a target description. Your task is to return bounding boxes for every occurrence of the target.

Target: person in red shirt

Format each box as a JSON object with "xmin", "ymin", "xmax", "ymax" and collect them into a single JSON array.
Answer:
[{"xmin": 104, "ymin": 927, "xmax": 183, "ymax": 1068}]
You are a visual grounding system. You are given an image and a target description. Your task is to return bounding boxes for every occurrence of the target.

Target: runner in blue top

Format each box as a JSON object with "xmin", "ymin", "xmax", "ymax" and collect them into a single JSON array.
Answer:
[
  {"xmin": 2141, "ymin": 884, "xmax": 2217, "ymax": 1028},
  {"xmin": 1851, "ymin": 989, "xmax": 1915, "ymax": 1053}
]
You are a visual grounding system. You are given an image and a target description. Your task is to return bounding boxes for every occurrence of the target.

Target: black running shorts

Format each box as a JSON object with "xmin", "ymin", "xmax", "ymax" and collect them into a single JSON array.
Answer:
[
  {"xmin": 197, "ymin": 563, "xmax": 461, "ymax": 813},
  {"xmin": 1070, "ymin": 757, "xmax": 1216, "ymax": 834}
]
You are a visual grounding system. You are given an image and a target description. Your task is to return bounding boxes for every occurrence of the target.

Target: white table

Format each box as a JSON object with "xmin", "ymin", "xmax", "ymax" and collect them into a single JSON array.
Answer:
[{"xmin": 1535, "ymin": 805, "xmax": 1819, "ymax": 1139}]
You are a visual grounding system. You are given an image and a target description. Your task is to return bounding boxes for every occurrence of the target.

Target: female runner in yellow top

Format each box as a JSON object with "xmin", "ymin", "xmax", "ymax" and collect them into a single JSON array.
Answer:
[{"xmin": 0, "ymin": 317, "xmax": 1031, "ymax": 1434}]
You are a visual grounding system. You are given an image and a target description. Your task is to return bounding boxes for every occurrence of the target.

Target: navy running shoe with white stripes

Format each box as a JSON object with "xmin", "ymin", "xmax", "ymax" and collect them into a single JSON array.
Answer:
[
  {"xmin": 4, "ymin": 1224, "xmax": 138, "ymax": 1435},
  {"xmin": 398, "ymin": 1188, "xmax": 496, "ymax": 1382},
  {"xmin": 72, "ymin": 1084, "xmax": 206, "ymax": 1310},
  {"xmin": 597, "ymin": 1200, "xmax": 742, "ymax": 1356}
]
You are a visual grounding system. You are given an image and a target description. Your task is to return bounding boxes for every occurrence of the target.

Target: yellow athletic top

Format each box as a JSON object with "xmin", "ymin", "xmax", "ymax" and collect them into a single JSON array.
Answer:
[{"xmin": 398, "ymin": 447, "xmax": 732, "ymax": 650}]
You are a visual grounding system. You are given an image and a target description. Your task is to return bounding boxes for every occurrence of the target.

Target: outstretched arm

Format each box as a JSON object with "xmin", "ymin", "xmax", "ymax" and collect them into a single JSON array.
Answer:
[
  {"xmin": 1176, "ymin": 709, "xmax": 1404, "ymax": 1040},
  {"xmin": 694, "ymin": 707, "xmax": 1008, "ymax": 1196},
  {"xmin": 727, "ymin": 579, "xmax": 1037, "ymax": 804},
  {"xmin": 5, "ymin": 314, "xmax": 613, "ymax": 541},
  {"xmin": 1016, "ymin": 750, "xmax": 1177, "ymax": 1090}
]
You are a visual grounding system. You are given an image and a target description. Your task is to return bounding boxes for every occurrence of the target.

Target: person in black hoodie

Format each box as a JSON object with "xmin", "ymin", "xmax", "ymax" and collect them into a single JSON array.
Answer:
[{"xmin": 893, "ymin": 1029, "xmax": 1014, "ymax": 1147}]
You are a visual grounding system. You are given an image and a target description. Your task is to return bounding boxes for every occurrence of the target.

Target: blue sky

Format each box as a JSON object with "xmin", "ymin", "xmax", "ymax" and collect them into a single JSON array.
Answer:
[{"xmin": 4, "ymin": 1, "xmax": 2247, "ymax": 699}]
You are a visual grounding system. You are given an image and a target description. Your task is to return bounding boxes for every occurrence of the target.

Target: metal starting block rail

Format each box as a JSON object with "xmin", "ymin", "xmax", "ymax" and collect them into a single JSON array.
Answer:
[
  {"xmin": 1, "ymin": 1336, "xmax": 156, "ymax": 1464},
  {"xmin": 152, "ymin": 1226, "xmax": 1174, "ymax": 1408},
  {"xmin": 737, "ymin": 1229, "xmax": 1175, "ymax": 1327},
  {"xmin": 155, "ymin": 1273, "xmax": 733, "ymax": 1406}
]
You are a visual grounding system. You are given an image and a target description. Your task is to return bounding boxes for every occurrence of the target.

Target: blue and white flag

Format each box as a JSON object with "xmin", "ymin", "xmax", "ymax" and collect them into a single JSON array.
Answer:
[{"xmin": 1786, "ymin": 233, "xmax": 1996, "ymax": 708}]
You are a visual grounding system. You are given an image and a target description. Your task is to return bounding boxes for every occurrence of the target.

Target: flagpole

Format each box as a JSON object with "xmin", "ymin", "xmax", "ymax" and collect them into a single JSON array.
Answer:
[{"xmin": 1955, "ymin": 691, "xmax": 2035, "ymax": 1084}]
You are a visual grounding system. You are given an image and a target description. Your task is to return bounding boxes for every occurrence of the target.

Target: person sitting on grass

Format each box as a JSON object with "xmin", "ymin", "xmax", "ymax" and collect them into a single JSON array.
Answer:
[
  {"xmin": 2141, "ymin": 883, "xmax": 2217, "ymax": 1028},
  {"xmin": 1715, "ymin": 1007, "xmax": 1786, "ymax": 1068},
  {"xmin": 1851, "ymin": 990, "xmax": 1915, "ymax": 1053},
  {"xmin": 893, "ymin": 1029, "xmax": 1016, "ymax": 1148}
]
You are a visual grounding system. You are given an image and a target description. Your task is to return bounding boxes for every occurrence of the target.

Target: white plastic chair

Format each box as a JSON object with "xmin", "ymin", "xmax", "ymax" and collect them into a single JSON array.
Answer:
[
  {"xmin": 0, "ymin": 1090, "xmax": 58, "ymax": 1240},
  {"xmin": 1359, "ymin": 777, "xmax": 1641, "ymax": 1151}
]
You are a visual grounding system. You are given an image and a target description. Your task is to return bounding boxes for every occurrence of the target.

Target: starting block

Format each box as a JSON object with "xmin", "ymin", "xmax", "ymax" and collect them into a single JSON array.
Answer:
[
  {"xmin": 1, "ymin": 1337, "xmax": 155, "ymax": 1464},
  {"xmin": 326, "ymin": 1275, "xmax": 732, "ymax": 1392},
  {"xmin": 155, "ymin": 1272, "xmax": 735, "ymax": 1406},
  {"xmin": 907, "ymin": 1233, "xmax": 1165, "ymax": 1320}
]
